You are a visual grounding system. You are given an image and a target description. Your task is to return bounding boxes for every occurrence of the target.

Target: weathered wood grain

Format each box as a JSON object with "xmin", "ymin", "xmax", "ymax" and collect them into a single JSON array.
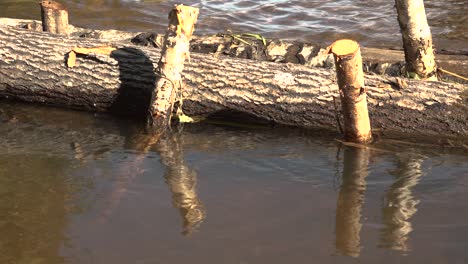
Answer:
[{"xmin": 0, "ymin": 23, "xmax": 466, "ymax": 137}]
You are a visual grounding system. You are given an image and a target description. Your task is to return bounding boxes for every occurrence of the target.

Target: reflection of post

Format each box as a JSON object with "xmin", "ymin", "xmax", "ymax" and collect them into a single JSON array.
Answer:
[
  {"xmin": 97, "ymin": 130, "xmax": 161, "ymax": 224},
  {"xmin": 98, "ymin": 128, "xmax": 205, "ymax": 235},
  {"xmin": 155, "ymin": 132, "xmax": 206, "ymax": 236},
  {"xmin": 379, "ymin": 154, "xmax": 424, "ymax": 251},
  {"xmin": 335, "ymin": 146, "xmax": 370, "ymax": 257}
]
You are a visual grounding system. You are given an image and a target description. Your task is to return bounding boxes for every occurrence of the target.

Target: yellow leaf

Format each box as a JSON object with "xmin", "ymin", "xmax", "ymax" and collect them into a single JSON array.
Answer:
[
  {"xmin": 67, "ymin": 51, "xmax": 76, "ymax": 68},
  {"xmin": 178, "ymin": 114, "xmax": 195, "ymax": 123},
  {"xmin": 72, "ymin": 46, "xmax": 116, "ymax": 56}
]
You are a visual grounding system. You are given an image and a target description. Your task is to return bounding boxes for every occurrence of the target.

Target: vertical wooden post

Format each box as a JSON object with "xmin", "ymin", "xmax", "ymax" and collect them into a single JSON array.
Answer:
[
  {"xmin": 39, "ymin": 0, "xmax": 69, "ymax": 35},
  {"xmin": 395, "ymin": 0, "xmax": 437, "ymax": 80},
  {"xmin": 147, "ymin": 5, "xmax": 199, "ymax": 132},
  {"xmin": 328, "ymin": 39, "xmax": 372, "ymax": 144},
  {"xmin": 335, "ymin": 146, "xmax": 370, "ymax": 257}
]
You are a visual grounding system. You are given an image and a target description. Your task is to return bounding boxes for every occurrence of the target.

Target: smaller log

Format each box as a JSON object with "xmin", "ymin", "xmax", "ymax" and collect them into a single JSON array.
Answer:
[
  {"xmin": 148, "ymin": 5, "xmax": 199, "ymax": 132},
  {"xmin": 395, "ymin": 0, "xmax": 437, "ymax": 80},
  {"xmin": 329, "ymin": 40, "xmax": 372, "ymax": 144},
  {"xmin": 40, "ymin": 0, "xmax": 69, "ymax": 35}
]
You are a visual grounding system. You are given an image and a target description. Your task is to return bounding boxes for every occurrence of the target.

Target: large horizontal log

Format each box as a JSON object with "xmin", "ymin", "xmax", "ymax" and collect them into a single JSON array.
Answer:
[
  {"xmin": 2, "ymin": 18, "xmax": 467, "ymax": 81},
  {"xmin": 0, "ymin": 22, "xmax": 467, "ymax": 138}
]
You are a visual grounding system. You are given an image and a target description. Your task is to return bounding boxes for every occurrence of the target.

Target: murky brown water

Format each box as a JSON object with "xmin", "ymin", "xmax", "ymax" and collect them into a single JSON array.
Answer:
[
  {"xmin": 1, "ymin": 101, "xmax": 468, "ymax": 263},
  {"xmin": 1, "ymin": 1, "xmax": 468, "ymax": 263},
  {"xmin": 0, "ymin": 0, "xmax": 467, "ymax": 50}
]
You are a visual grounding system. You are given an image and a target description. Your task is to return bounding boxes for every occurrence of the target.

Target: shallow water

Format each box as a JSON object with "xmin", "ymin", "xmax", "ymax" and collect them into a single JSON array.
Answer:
[
  {"xmin": 1, "ymin": 101, "xmax": 468, "ymax": 263},
  {"xmin": 0, "ymin": 0, "xmax": 467, "ymax": 50}
]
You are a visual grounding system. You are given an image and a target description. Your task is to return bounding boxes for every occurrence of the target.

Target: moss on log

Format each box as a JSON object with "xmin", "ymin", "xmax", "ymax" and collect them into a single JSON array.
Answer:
[{"xmin": 0, "ymin": 21, "xmax": 467, "ymax": 138}]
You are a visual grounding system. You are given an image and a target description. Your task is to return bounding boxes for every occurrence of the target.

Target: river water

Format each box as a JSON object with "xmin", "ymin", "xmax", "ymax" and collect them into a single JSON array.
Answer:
[
  {"xmin": 0, "ymin": 0, "xmax": 467, "ymax": 50},
  {"xmin": 1, "ymin": 0, "xmax": 468, "ymax": 263}
]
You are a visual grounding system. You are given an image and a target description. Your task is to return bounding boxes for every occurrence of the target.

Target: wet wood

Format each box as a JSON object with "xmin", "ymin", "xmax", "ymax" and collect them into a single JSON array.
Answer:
[
  {"xmin": 0, "ymin": 23, "xmax": 467, "ymax": 138},
  {"xmin": 329, "ymin": 40, "xmax": 372, "ymax": 143},
  {"xmin": 40, "ymin": 0, "xmax": 69, "ymax": 35},
  {"xmin": 395, "ymin": 0, "xmax": 437, "ymax": 79}
]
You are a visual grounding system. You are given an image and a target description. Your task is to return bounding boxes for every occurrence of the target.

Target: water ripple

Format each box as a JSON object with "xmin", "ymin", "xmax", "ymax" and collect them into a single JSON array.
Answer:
[{"xmin": 0, "ymin": 0, "xmax": 466, "ymax": 50}]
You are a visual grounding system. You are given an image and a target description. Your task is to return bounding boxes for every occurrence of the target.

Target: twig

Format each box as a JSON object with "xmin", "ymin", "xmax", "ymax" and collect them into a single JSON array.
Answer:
[
  {"xmin": 438, "ymin": 67, "xmax": 468, "ymax": 82},
  {"xmin": 333, "ymin": 96, "xmax": 344, "ymax": 134}
]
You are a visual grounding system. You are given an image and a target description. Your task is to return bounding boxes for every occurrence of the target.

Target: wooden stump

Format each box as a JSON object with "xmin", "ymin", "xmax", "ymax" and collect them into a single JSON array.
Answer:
[
  {"xmin": 39, "ymin": 0, "xmax": 69, "ymax": 35},
  {"xmin": 395, "ymin": 0, "xmax": 437, "ymax": 80},
  {"xmin": 148, "ymin": 5, "xmax": 199, "ymax": 132},
  {"xmin": 329, "ymin": 39, "xmax": 372, "ymax": 144}
]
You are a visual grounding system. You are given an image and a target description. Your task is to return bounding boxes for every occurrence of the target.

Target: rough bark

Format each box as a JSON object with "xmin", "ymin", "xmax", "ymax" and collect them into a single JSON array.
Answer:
[
  {"xmin": 2, "ymin": 18, "xmax": 467, "ymax": 82},
  {"xmin": 395, "ymin": 0, "xmax": 437, "ymax": 79},
  {"xmin": 0, "ymin": 24, "xmax": 467, "ymax": 138}
]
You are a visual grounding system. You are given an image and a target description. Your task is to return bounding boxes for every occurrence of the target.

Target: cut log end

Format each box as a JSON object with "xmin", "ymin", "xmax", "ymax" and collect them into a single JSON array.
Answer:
[
  {"xmin": 330, "ymin": 39, "xmax": 372, "ymax": 144},
  {"xmin": 40, "ymin": 0, "xmax": 69, "ymax": 35},
  {"xmin": 171, "ymin": 5, "xmax": 199, "ymax": 37},
  {"xmin": 329, "ymin": 39, "xmax": 360, "ymax": 57}
]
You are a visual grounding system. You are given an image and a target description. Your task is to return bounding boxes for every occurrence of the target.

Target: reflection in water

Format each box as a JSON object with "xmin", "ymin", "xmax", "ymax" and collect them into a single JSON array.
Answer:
[
  {"xmin": 379, "ymin": 154, "xmax": 424, "ymax": 252},
  {"xmin": 2, "ymin": 102, "xmax": 467, "ymax": 262},
  {"xmin": 156, "ymin": 131, "xmax": 206, "ymax": 236},
  {"xmin": 0, "ymin": 155, "xmax": 69, "ymax": 264},
  {"xmin": 335, "ymin": 146, "xmax": 370, "ymax": 257},
  {"xmin": 99, "ymin": 128, "xmax": 206, "ymax": 235},
  {"xmin": 96, "ymin": 129, "xmax": 161, "ymax": 224}
]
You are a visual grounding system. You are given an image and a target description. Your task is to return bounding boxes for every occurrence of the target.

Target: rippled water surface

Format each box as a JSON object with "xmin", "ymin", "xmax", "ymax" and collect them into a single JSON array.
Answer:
[
  {"xmin": 0, "ymin": 0, "xmax": 467, "ymax": 50},
  {"xmin": 1, "ymin": 101, "xmax": 468, "ymax": 263}
]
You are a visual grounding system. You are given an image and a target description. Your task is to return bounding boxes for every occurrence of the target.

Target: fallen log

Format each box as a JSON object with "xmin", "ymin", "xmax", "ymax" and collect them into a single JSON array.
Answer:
[
  {"xmin": 2, "ymin": 18, "xmax": 467, "ymax": 82},
  {"xmin": 0, "ymin": 23, "xmax": 467, "ymax": 138}
]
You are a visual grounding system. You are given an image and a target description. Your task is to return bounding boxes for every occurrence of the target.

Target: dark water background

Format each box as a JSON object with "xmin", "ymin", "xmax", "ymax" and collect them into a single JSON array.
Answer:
[
  {"xmin": 0, "ymin": 0, "xmax": 467, "ymax": 50},
  {"xmin": 1, "ymin": 0, "xmax": 468, "ymax": 263}
]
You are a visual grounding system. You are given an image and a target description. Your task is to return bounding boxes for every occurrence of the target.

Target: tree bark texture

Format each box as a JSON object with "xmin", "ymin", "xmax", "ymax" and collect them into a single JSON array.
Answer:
[
  {"xmin": 0, "ymin": 25, "xmax": 467, "ymax": 137},
  {"xmin": 2, "ymin": 18, "xmax": 467, "ymax": 83},
  {"xmin": 395, "ymin": 0, "xmax": 437, "ymax": 79}
]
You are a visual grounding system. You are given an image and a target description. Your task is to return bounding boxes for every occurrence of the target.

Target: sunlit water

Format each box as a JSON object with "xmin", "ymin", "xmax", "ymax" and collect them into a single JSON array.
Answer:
[
  {"xmin": 1, "ymin": 0, "xmax": 468, "ymax": 263},
  {"xmin": 1, "ymin": 101, "xmax": 468, "ymax": 263},
  {"xmin": 0, "ymin": 0, "xmax": 467, "ymax": 50}
]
